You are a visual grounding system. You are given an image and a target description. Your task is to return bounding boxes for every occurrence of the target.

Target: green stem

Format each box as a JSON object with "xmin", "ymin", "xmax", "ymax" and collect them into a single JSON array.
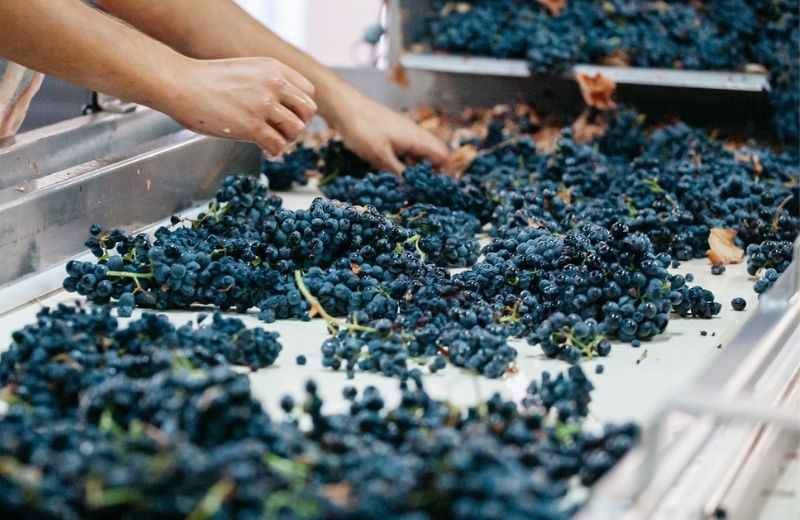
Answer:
[
  {"xmin": 186, "ymin": 479, "xmax": 236, "ymax": 520},
  {"xmin": 404, "ymin": 235, "xmax": 427, "ymax": 263},
  {"xmin": 293, "ymin": 270, "xmax": 376, "ymax": 334},
  {"xmin": 107, "ymin": 270, "xmax": 155, "ymax": 280}
]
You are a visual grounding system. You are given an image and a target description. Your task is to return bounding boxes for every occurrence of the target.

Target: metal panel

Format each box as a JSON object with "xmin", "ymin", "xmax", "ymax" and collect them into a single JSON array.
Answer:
[
  {"xmin": 0, "ymin": 131, "xmax": 261, "ymax": 286},
  {"xmin": 0, "ymin": 108, "xmax": 181, "ymax": 190},
  {"xmin": 397, "ymin": 54, "xmax": 771, "ymax": 92}
]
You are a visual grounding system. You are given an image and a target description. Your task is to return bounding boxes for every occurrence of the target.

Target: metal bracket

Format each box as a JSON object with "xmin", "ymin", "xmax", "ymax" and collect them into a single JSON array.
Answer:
[{"xmin": 83, "ymin": 92, "xmax": 138, "ymax": 115}]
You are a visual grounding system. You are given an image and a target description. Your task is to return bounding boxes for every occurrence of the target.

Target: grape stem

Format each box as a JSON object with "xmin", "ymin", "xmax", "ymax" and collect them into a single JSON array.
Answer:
[
  {"xmin": 106, "ymin": 270, "xmax": 155, "ymax": 280},
  {"xmin": 293, "ymin": 270, "xmax": 376, "ymax": 334}
]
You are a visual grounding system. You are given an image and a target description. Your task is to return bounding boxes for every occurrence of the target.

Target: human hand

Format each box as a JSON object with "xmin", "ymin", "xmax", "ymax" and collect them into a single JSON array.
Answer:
[
  {"xmin": 164, "ymin": 57, "xmax": 317, "ymax": 154},
  {"xmin": 326, "ymin": 92, "xmax": 449, "ymax": 175}
]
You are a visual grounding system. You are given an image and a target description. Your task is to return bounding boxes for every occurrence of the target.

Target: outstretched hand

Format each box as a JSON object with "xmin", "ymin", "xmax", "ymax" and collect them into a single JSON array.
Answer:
[
  {"xmin": 166, "ymin": 57, "xmax": 317, "ymax": 155},
  {"xmin": 326, "ymin": 92, "xmax": 449, "ymax": 175}
]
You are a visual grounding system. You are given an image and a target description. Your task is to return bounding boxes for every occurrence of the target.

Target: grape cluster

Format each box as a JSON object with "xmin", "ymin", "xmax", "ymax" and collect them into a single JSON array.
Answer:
[
  {"xmin": 261, "ymin": 145, "xmax": 318, "ymax": 191},
  {"xmin": 0, "ymin": 304, "xmax": 638, "ymax": 520},
  {"xmin": 753, "ymin": 268, "xmax": 781, "ymax": 294},
  {"xmin": 391, "ymin": 204, "xmax": 482, "ymax": 267},
  {"xmin": 424, "ymin": 0, "xmax": 800, "ymax": 143},
  {"xmin": 259, "ymin": 139, "xmax": 373, "ymax": 192},
  {"xmin": 746, "ymin": 240, "xmax": 794, "ymax": 276},
  {"xmin": 65, "ymin": 178, "xmax": 417, "ymax": 319},
  {"xmin": 0, "ymin": 304, "xmax": 282, "ymax": 421},
  {"xmin": 746, "ymin": 240, "xmax": 795, "ymax": 294},
  {"xmin": 322, "ymin": 163, "xmax": 495, "ymax": 223}
]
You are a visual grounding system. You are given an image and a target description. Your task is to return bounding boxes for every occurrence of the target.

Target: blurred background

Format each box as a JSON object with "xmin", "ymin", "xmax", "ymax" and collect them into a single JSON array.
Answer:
[
  {"xmin": 235, "ymin": 0, "xmax": 381, "ymax": 66},
  {"xmin": 22, "ymin": 0, "xmax": 384, "ymax": 131}
]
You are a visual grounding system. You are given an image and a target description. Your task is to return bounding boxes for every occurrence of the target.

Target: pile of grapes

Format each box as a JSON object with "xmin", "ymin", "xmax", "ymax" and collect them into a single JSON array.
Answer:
[
  {"xmin": 0, "ymin": 303, "xmax": 637, "ymax": 519},
  {"xmin": 63, "ymin": 103, "xmax": 798, "ymax": 378},
  {"xmin": 423, "ymin": 0, "xmax": 800, "ymax": 142}
]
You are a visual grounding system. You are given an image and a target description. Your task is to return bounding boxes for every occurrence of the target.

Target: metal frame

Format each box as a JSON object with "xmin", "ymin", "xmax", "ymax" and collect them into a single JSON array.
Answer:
[
  {"xmin": 0, "ymin": 110, "xmax": 261, "ymax": 287},
  {"xmin": 0, "ymin": 108, "xmax": 181, "ymax": 190}
]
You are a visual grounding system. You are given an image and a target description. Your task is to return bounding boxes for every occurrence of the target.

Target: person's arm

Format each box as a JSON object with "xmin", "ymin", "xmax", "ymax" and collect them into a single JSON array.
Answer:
[
  {"xmin": 0, "ymin": 0, "xmax": 317, "ymax": 154},
  {"xmin": 96, "ymin": 0, "xmax": 449, "ymax": 174}
]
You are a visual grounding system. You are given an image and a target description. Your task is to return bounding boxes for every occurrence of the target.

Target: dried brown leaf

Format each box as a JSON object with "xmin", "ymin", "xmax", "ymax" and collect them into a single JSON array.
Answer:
[
  {"xmin": 537, "ymin": 0, "xmax": 566, "ymax": 15},
  {"xmin": 448, "ymin": 144, "xmax": 479, "ymax": 177},
  {"xmin": 323, "ymin": 483, "xmax": 353, "ymax": 507},
  {"xmin": 527, "ymin": 218, "xmax": 543, "ymax": 228},
  {"xmin": 514, "ymin": 103, "xmax": 541, "ymax": 127},
  {"xmin": 389, "ymin": 63, "xmax": 410, "ymax": 87},
  {"xmin": 575, "ymin": 73, "xmax": 618, "ymax": 111},
  {"xmin": 533, "ymin": 127, "xmax": 562, "ymax": 154},
  {"xmin": 572, "ymin": 110, "xmax": 608, "ymax": 143},
  {"xmin": 745, "ymin": 63, "xmax": 768, "ymax": 74},
  {"xmin": 600, "ymin": 48, "xmax": 631, "ymax": 67},
  {"xmin": 408, "ymin": 104, "xmax": 438, "ymax": 122},
  {"xmin": 441, "ymin": 2, "xmax": 473, "ymax": 16},
  {"xmin": 707, "ymin": 228, "xmax": 744, "ymax": 264},
  {"xmin": 556, "ymin": 188, "xmax": 572, "ymax": 205}
]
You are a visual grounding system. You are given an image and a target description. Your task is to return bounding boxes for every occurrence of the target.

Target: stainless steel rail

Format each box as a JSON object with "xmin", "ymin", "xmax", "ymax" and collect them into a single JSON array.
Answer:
[
  {"xmin": 0, "ymin": 108, "xmax": 181, "ymax": 190},
  {"xmin": 397, "ymin": 54, "xmax": 771, "ymax": 93},
  {"xmin": 0, "ymin": 117, "xmax": 261, "ymax": 287}
]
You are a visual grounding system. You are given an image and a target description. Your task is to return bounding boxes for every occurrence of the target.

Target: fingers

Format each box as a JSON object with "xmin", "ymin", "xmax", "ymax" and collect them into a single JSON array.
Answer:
[
  {"xmin": 397, "ymin": 128, "xmax": 450, "ymax": 167},
  {"xmin": 277, "ymin": 63, "xmax": 315, "ymax": 97},
  {"xmin": 266, "ymin": 103, "xmax": 305, "ymax": 141},
  {"xmin": 277, "ymin": 81, "xmax": 317, "ymax": 123},
  {"xmin": 368, "ymin": 144, "xmax": 406, "ymax": 175},
  {"xmin": 253, "ymin": 125, "xmax": 288, "ymax": 156}
]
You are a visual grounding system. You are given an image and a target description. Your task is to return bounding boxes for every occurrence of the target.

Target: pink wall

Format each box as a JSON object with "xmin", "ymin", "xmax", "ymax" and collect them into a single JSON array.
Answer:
[{"xmin": 305, "ymin": 0, "xmax": 384, "ymax": 66}]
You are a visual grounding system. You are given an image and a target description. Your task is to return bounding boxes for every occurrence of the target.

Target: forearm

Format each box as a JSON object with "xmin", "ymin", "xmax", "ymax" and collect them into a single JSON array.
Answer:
[
  {"xmin": 96, "ymin": 0, "xmax": 359, "ymax": 127},
  {"xmin": 0, "ymin": 0, "xmax": 185, "ymax": 114}
]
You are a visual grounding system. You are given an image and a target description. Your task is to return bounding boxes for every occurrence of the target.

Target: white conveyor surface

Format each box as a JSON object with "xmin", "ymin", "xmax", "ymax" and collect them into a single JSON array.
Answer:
[{"xmin": 0, "ymin": 181, "xmax": 759, "ymax": 426}]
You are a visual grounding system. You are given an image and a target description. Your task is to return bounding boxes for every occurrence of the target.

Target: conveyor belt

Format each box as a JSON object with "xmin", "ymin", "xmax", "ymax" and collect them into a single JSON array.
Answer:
[
  {"xmin": 0, "ymin": 180, "xmax": 760, "ymax": 423},
  {"xmin": 0, "ymin": 66, "xmax": 796, "ymax": 519}
]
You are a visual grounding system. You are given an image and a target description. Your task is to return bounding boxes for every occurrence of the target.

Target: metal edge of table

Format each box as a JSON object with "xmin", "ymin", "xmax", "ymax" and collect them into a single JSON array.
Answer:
[
  {"xmin": 398, "ymin": 54, "xmax": 771, "ymax": 92},
  {"xmin": 0, "ymin": 108, "xmax": 182, "ymax": 190},
  {"xmin": 0, "ymin": 129, "xmax": 261, "ymax": 287}
]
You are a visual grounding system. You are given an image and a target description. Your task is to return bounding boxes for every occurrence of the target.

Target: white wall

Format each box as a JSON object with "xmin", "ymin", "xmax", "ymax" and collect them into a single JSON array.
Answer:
[
  {"xmin": 234, "ymin": 0, "xmax": 384, "ymax": 66},
  {"xmin": 234, "ymin": 0, "xmax": 309, "ymax": 48}
]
